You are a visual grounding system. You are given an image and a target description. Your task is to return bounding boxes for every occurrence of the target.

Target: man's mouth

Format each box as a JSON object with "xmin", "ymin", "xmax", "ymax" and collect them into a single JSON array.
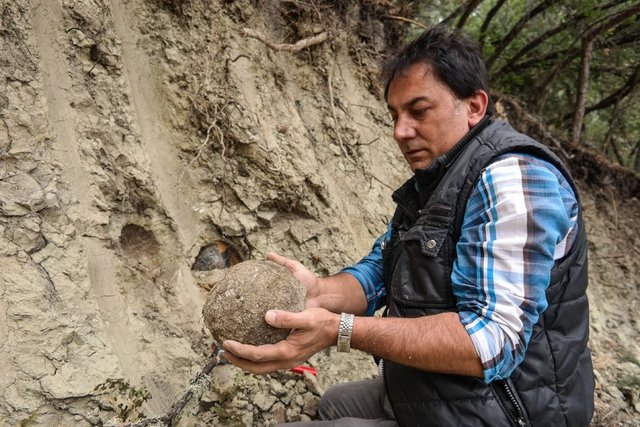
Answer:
[{"xmin": 406, "ymin": 149, "xmax": 424, "ymax": 158}]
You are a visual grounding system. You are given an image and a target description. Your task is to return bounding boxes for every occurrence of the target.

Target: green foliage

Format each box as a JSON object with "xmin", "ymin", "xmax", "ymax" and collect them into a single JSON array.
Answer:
[
  {"xmin": 409, "ymin": 0, "xmax": 640, "ymax": 170},
  {"xmin": 94, "ymin": 378, "xmax": 152, "ymax": 422}
]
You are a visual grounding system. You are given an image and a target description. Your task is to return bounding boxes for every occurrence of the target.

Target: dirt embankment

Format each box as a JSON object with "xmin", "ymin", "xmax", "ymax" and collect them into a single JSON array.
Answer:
[{"xmin": 1, "ymin": 0, "xmax": 638, "ymax": 426}]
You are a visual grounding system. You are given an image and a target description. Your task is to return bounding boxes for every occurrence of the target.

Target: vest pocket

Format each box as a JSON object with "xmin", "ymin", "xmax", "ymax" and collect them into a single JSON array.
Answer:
[
  {"xmin": 389, "ymin": 222, "xmax": 454, "ymax": 311},
  {"xmin": 401, "ymin": 223, "xmax": 448, "ymax": 256}
]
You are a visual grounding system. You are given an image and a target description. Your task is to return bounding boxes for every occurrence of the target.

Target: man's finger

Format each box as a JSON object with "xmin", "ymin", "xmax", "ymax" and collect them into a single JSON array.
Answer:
[
  {"xmin": 266, "ymin": 252, "xmax": 303, "ymax": 273},
  {"xmin": 265, "ymin": 310, "xmax": 311, "ymax": 330},
  {"xmin": 223, "ymin": 350, "xmax": 292, "ymax": 375},
  {"xmin": 222, "ymin": 339, "xmax": 287, "ymax": 363}
]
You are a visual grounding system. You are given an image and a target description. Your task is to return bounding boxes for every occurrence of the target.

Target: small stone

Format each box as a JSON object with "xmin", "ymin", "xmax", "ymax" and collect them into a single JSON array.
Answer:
[
  {"xmin": 302, "ymin": 391, "xmax": 320, "ymax": 416},
  {"xmin": 236, "ymin": 409, "xmax": 253, "ymax": 426},
  {"xmin": 237, "ymin": 212, "xmax": 259, "ymax": 233},
  {"xmin": 210, "ymin": 364, "xmax": 240, "ymax": 400},
  {"xmin": 199, "ymin": 389, "xmax": 220, "ymax": 411},
  {"xmin": 44, "ymin": 192, "xmax": 59, "ymax": 209},
  {"xmin": 270, "ymin": 378, "xmax": 285, "ymax": 396},
  {"xmin": 608, "ymin": 386, "xmax": 625, "ymax": 400},
  {"xmin": 165, "ymin": 47, "xmax": 181, "ymax": 64},
  {"xmin": 0, "ymin": 173, "xmax": 45, "ymax": 216},
  {"xmin": 257, "ymin": 209, "xmax": 278, "ymax": 225},
  {"xmin": 252, "ymin": 390, "xmax": 277, "ymax": 411},
  {"xmin": 280, "ymin": 392, "xmax": 292, "ymax": 406},
  {"xmin": 286, "ymin": 407, "xmax": 299, "ymax": 420},
  {"xmin": 272, "ymin": 402, "xmax": 286, "ymax": 424},
  {"xmin": 303, "ymin": 371, "xmax": 325, "ymax": 396},
  {"xmin": 230, "ymin": 396, "xmax": 249, "ymax": 409},
  {"xmin": 295, "ymin": 380, "xmax": 307, "ymax": 394},
  {"xmin": 293, "ymin": 394, "xmax": 304, "ymax": 408}
]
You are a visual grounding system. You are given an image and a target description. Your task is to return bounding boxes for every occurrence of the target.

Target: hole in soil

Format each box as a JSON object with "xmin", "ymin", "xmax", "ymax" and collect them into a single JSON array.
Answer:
[
  {"xmin": 192, "ymin": 240, "xmax": 243, "ymax": 271},
  {"xmin": 119, "ymin": 224, "xmax": 160, "ymax": 255}
]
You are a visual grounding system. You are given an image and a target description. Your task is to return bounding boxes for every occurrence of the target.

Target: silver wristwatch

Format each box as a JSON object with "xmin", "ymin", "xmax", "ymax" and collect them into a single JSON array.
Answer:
[{"xmin": 337, "ymin": 312, "xmax": 355, "ymax": 353}]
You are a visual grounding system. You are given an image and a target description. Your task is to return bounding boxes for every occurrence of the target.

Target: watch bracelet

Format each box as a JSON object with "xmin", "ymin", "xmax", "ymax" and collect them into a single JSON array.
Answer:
[{"xmin": 337, "ymin": 312, "xmax": 355, "ymax": 353}]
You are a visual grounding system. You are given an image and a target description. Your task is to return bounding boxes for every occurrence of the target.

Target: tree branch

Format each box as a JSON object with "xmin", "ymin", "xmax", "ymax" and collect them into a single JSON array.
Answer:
[
  {"xmin": 563, "ymin": 64, "xmax": 640, "ymax": 120},
  {"xmin": 533, "ymin": 52, "xmax": 579, "ymax": 113},
  {"xmin": 478, "ymin": 0, "xmax": 507, "ymax": 48},
  {"xmin": 240, "ymin": 28, "xmax": 328, "ymax": 52},
  {"xmin": 124, "ymin": 351, "xmax": 224, "ymax": 427},
  {"xmin": 486, "ymin": 0, "xmax": 561, "ymax": 70},
  {"xmin": 506, "ymin": 22, "xmax": 639, "ymax": 75},
  {"xmin": 499, "ymin": 0, "xmax": 626, "ymax": 72},
  {"xmin": 438, "ymin": 4, "xmax": 465, "ymax": 26},
  {"xmin": 456, "ymin": 0, "xmax": 484, "ymax": 29},
  {"xmin": 382, "ymin": 14, "xmax": 429, "ymax": 31},
  {"xmin": 497, "ymin": 15, "xmax": 584, "ymax": 74},
  {"xmin": 570, "ymin": 3, "xmax": 640, "ymax": 144},
  {"xmin": 583, "ymin": 3, "xmax": 640, "ymax": 41}
]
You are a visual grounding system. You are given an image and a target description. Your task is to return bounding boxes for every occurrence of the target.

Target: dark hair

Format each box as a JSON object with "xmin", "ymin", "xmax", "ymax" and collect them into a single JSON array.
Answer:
[{"xmin": 382, "ymin": 25, "xmax": 494, "ymax": 114}]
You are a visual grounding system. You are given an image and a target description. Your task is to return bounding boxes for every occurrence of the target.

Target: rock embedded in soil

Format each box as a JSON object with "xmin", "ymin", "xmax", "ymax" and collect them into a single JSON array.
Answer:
[{"xmin": 203, "ymin": 259, "xmax": 306, "ymax": 345}]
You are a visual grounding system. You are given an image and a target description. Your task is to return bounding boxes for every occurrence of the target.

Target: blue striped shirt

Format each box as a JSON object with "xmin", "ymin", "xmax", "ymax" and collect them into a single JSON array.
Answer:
[{"xmin": 341, "ymin": 153, "xmax": 578, "ymax": 382}]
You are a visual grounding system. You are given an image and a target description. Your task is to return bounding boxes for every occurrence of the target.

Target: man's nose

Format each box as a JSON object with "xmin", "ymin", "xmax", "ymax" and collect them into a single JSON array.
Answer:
[{"xmin": 393, "ymin": 116, "xmax": 416, "ymax": 142}]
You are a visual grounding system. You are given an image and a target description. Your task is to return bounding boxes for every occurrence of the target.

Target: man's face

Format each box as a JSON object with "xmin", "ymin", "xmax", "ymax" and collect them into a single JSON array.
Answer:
[{"xmin": 387, "ymin": 62, "xmax": 474, "ymax": 172}]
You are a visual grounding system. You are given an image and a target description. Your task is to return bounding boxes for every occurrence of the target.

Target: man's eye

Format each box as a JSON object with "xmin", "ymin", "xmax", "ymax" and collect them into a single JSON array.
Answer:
[{"xmin": 412, "ymin": 108, "xmax": 428, "ymax": 117}]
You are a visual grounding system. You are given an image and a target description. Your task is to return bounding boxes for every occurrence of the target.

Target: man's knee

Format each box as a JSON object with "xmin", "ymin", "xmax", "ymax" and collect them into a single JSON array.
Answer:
[{"xmin": 318, "ymin": 382, "xmax": 352, "ymax": 420}]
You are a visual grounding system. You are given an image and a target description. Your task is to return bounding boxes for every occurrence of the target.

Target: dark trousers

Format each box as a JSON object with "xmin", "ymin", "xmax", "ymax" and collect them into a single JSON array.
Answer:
[{"xmin": 283, "ymin": 378, "xmax": 398, "ymax": 426}]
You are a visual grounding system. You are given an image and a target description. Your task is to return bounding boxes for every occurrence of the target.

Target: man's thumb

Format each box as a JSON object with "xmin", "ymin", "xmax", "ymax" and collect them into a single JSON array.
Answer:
[{"xmin": 265, "ymin": 310, "xmax": 281, "ymax": 327}]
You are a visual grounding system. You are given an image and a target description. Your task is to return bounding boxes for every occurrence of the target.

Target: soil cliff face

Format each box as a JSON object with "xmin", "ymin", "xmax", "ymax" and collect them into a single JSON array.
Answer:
[{"xmin": 1, "ymin": 0, "xmax": 638, "ymax": 426}]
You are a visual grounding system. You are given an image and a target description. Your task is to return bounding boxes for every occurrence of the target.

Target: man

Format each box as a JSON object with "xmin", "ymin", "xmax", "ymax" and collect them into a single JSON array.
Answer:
[{"xmin": 223, "ymin": 25, "xmax": 595, "ymax": 426}]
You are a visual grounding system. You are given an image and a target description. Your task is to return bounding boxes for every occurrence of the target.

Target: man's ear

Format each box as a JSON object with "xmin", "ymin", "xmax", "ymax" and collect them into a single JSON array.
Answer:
[{"xmin": 466, "ymin": 90, "xmax": 489, "ymax": 127}]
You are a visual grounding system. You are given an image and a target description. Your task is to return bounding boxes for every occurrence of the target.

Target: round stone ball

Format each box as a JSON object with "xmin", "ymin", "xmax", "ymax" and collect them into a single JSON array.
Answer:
[{"xmin": 203, "ymin": 259, "xmax": 306, "ymax": 346}]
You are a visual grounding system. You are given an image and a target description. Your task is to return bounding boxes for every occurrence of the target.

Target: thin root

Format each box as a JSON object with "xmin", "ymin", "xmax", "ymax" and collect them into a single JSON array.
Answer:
[{"xmin": 240, "ymin": 28, "xmax": 328, "ymax": 52}]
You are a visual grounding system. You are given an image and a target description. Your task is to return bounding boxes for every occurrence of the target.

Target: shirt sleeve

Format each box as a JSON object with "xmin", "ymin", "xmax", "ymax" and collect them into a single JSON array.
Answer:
[
  {"xmin": 340, "ymin": 225, "xmax": 390, "ymax": 315},
  {"xmin": 452, "ymin": 154, "xmax": 579, "ymax": 383}
]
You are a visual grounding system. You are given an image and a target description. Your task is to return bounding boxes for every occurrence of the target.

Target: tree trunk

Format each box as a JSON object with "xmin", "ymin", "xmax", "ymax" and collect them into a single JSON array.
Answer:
[
  {"xmin": 602, "ymin": 98, "xmax": 622, "ymax": 158},
  {"xmin": 571, "ymin": 38, "xmax": 593, "ymax": 145},
  {"xmin": 570, "ymin": 3, "xmax": 640, "ymax": 145}
]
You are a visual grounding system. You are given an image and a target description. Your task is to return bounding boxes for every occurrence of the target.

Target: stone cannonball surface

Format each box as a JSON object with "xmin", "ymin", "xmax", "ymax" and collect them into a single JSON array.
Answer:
[{"xmin": 203, "ymin": 259, "xmax": 306, "ymax": 346}]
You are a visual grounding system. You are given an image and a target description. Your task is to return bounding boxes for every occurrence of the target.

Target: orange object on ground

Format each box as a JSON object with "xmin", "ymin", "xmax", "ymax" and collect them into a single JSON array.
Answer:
[{"xmin": 290, "ymin": 365, "xmax": 317, "ymax": 376}]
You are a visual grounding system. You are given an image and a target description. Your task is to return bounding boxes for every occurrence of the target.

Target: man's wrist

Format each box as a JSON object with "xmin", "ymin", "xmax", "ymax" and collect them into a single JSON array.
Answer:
[
  {"xmin": 337, "ymin": 312, "xmax": 355, "ymax": 352},
  {"xmin": 317, "ymin": 274, "xmax": 368, "ymax": 315}
]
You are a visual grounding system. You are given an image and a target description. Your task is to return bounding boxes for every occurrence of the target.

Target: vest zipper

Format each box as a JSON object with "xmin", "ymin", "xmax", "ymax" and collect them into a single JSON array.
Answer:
[
  {"xmin": 500, "ymin": 380, "xmax": 526, "ymax": 426},
  {"xmin": 380, "ymin": 361, "xmax": 399, "ymax": 422},
  {"xmin": 397, "ymin": 203, "xmax": 417, "ymax": 223}
]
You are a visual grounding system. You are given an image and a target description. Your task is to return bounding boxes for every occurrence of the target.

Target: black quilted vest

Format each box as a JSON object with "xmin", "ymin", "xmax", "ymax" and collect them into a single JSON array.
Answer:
[{"xmin": 381, "ymin": 118, "xmax": 594, "ymax": 427}]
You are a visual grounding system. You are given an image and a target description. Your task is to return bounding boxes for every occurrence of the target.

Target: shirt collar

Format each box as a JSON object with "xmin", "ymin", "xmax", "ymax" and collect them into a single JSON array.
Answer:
[{"xmin": 413, "ymin": 114, "xmax": 492, "ymax": 195}]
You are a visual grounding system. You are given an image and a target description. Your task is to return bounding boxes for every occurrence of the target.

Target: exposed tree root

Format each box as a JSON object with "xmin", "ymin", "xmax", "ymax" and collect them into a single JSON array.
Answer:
[
  {"xmin": 240, "ymin": 28, "xmax": 328, "ymax": 52},
  {"xmin": 121, "ymin": 350, "xmax": 225, "ymax": 427}
]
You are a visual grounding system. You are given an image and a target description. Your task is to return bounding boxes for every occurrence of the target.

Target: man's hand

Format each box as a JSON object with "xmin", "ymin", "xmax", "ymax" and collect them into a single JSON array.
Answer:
[
  {"xmin": 222, "ymin": 307, "xmax": 339, "ymax": 375},
  {"xmin": 266, "ymin": 252, "xmax": 323, "ymax": 309}
]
